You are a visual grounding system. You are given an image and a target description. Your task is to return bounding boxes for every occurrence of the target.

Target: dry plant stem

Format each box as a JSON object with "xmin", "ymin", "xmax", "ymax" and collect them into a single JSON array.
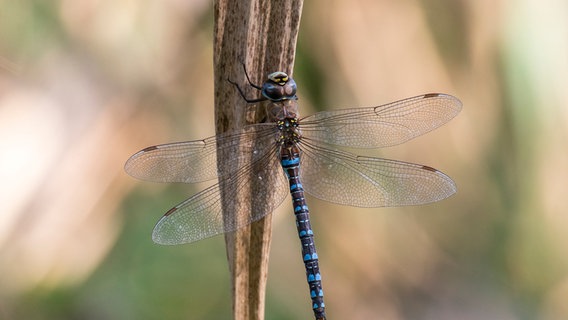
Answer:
[{"xmin": 213, "ymin": 1, "xmax": 303, "ymax": 319}]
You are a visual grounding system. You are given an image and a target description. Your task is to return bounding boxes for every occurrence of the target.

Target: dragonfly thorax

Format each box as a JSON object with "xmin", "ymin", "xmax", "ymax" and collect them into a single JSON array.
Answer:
[
  {"xmin": 277, "ymin": 118, "xmax": 302, "ymax": 145},
  {"xmin": 268, "ymin": 99, "xmax": 300, "ymax": 121}
]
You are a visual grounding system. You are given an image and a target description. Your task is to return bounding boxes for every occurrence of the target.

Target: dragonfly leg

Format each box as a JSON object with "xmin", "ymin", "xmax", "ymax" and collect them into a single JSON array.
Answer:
[
  {"xmin": 227, "ymin": 77, "xmax": 267, "ymax": 104},
  {"xmin": 240, "ymin": 62, "xmax": 263, "ymax": 91}
]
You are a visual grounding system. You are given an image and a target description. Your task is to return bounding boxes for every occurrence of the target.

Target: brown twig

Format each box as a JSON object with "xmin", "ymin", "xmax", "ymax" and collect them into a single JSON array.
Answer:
[{"xmin": 213, "ymin": 1, "xmax": 303, "ymax": 319}]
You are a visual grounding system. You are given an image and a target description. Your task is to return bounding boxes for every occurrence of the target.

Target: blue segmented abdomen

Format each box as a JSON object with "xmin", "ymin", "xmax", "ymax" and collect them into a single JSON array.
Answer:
[{"xmin": 281, "ymin": 153, "xmax": 326, "ymax": 320}]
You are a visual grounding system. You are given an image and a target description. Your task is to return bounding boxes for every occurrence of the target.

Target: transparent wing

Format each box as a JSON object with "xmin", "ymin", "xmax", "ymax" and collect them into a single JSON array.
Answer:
[
  {"xmin": 124, "ymin": 124, "xmax": 276, "ymax": 183},
  {"xmin": 300, "ymin": 93, "xmax": 462, "ymax": 149},
  {"xmin": 152, "ymin": 147, "xmax": 290, "ymax": 245},
  {"xmin": 299, "ymin": 141, "xmax": 456, "ymax": 207}
]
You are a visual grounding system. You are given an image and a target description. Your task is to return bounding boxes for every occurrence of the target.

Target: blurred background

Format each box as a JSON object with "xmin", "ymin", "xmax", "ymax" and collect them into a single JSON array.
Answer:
[{"xmin": 1, "ymin": 0, "xmax": 567, "ymax": 319}]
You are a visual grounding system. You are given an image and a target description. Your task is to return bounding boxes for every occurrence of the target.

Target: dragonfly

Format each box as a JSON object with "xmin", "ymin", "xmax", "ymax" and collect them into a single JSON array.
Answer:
[{"xmin": 125, "ymin": 70, "xmax": 462, "ymax": 320}]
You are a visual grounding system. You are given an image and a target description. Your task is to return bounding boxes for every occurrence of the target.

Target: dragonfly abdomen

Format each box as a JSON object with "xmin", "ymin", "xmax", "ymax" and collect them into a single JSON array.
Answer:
[{"xmin": 281, "ymin": 147, "xmax": 326, "ymax": 320}]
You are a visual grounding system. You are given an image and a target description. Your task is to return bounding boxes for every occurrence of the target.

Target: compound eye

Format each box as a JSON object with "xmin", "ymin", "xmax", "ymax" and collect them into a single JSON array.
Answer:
[
  {"xmin": 284, "ymin": 79, "xmax": 297, "ymax": 97},
  {"xmin": 262, "ymin": 83, "xmax": 284, "ymax": 100}
]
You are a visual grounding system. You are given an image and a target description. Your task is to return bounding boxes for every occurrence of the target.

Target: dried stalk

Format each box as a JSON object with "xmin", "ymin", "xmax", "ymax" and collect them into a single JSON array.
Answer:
[{"xmin": 213, "ymin": 1, "xmax": 303, "ymax": 319}]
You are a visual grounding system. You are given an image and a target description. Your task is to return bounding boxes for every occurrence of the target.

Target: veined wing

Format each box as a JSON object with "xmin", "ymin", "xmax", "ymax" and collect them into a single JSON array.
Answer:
[
  {"xmin": 299, "ymin": 141, "xmax": 456, "ymax": 207},
  {"xmin": 300, "ymin": 93, "xmax": 461, "ymax": 149},
  {"xmin": 152, "ymin": 146, "xmax": 289, "ymax": 244},
  {"xmin": 124, "ymin": 124, "xmax": 276, "ymax": 183}
]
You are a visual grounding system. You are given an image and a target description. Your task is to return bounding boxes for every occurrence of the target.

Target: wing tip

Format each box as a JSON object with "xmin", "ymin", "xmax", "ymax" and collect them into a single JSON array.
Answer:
[
  {"xmin": 152, "ymin": 213, "xmax": 184, "ymax": 245},
  {"xmin": 423, "ymin": 93, "xmax": 463, "ymax": 111},
  {"xmin": 124, "ymin": 145, "xmax": 159, "ymax": 175}
]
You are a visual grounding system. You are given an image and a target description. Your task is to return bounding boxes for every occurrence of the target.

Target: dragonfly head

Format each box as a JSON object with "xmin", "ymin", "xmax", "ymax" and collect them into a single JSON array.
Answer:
[{"xmin": 262, "ymin": 72, "xmax": 297, "ymax": 102}]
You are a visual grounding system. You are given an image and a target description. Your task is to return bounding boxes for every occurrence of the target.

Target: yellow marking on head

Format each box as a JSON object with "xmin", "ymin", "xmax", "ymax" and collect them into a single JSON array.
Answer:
[{"xmin": 268, "ymin": 71, "xmax": 289, "ymax": 85}]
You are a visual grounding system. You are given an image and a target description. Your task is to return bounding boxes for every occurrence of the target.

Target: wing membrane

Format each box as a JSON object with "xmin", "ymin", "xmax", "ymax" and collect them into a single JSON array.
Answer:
[
  {"xmin": 300, "ymin": 93, "xmax": 461, "ymax": 149},
  {"xmin": 152, "ymin": 147, "xmax": 289, "ymax": 244},
  {"xmin": 125, "ymin": 124, "xmax": 276, "ymax": 183},
  {"xmin": 299, "ymin": 142, "xmax": 456, "ymax": 207}
]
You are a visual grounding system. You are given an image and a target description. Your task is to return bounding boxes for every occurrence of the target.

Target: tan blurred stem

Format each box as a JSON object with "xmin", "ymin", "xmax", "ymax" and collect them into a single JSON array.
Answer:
[{"xmin": 213, "ymin": 1, "xmax": 303, "ymax": 319}]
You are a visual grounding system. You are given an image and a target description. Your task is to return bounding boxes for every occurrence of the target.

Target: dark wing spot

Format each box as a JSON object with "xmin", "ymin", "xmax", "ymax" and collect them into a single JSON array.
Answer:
[
  {"xmin": 421, "ymin": 165, "xmax": 439, "ymax": 172},
  {"xmin": 165, "ymin": 207, "xmax": 178, "ymax": 216},
  {"xmin": 424, "ymin": 93, "xmax": 441, "ymax": 98},
  {"xmin": 142, "ymin": 145, "xmax": 159, "ymax": 152}
]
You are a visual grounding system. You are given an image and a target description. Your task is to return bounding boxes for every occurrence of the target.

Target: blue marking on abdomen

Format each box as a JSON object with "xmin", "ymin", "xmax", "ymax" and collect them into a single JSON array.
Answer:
[
  {"xmin": 281, "ymin": 158, "xmax": 300, "ymax": 167},
  {"xmin": 307, "ymin": 273, "xmax": 322, "ymax": 282},
  {"xmin": 290, "ymin": 183, "xmax": 303, "ymax": 191}
]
